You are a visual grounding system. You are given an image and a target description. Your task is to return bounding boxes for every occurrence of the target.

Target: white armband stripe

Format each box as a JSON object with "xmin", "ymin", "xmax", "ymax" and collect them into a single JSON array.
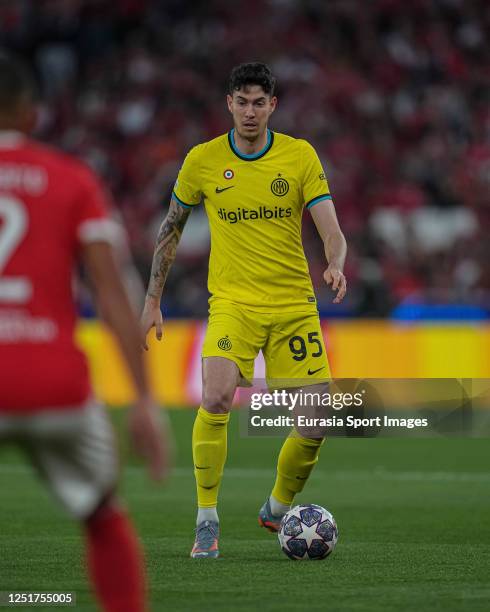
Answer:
[{"xmin": 77, "ymin": 219, "xmax": 122, "ymax": 245}]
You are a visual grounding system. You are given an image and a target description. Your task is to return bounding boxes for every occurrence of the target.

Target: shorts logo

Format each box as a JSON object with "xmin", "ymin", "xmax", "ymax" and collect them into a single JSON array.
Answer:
[
  {"xmin": 223, "ymin": 169, "xmax": 234, "ymax": 180},
  {"xmin": 271, "ymin": 176, "xmax": 289, "ymax": 197},
  {"xmin": 307, "ymin": 366, "xmax": 324, "ymax": 376},
  {"xmin": 218, "ymin": 335, "xmax": 232, "ymax": 351},
  {"xmin": 319, "ymin": 172, "xmax": 326, "ymax": 181}
]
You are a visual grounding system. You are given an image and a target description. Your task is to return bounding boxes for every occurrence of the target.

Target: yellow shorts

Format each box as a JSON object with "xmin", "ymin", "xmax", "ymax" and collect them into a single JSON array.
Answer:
[{"xmin": 202, "ymin": 299, "xmax": 331, "ymax": 386}]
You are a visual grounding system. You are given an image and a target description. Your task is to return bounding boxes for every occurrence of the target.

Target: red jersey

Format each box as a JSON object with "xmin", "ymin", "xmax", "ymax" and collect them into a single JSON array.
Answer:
[{"xmin": 0, "ymin": 131, "xmax": 115, "ymax": 412}]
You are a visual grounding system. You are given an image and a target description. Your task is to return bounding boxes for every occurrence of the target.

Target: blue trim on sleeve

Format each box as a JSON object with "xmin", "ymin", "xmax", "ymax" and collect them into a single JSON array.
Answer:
[
  {"xmin": 172, "ymin": 191, "xmax": 195, "ymax": 209},
  {"xmin": 306, "ymin": 194, "xmax": 333, "ymax": 209}
]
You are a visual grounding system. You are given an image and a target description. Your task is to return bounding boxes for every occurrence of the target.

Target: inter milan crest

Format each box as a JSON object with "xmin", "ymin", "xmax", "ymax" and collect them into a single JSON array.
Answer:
[
  {"xmin": 218, "ymin": 336, "xmax": 232, "ymax": 351},
  {"xmin": 271, "ymin": 175, "xmax": 289, "ymax": 197}
]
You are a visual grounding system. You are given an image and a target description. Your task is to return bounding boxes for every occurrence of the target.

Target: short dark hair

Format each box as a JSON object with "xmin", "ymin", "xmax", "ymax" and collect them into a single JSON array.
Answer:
[
  {"xmin": 228, "ymin": 62, "xmax": 276, "ymax": 97},
  {"xmin": 0, "ymin": 52, "xmax": 35, "ymax": 112}
]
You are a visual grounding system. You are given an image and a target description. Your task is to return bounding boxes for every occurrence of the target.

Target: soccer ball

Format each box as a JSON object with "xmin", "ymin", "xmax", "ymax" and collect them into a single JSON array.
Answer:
[{"xmin": 278, "ymin": 504, "xmax": 338, "ymax": 560}]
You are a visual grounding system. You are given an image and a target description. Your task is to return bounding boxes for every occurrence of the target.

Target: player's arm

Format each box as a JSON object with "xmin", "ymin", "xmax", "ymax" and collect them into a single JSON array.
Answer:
[
  {"xmin": 309, "ymin": 200, "xmax": 347, "ymax": 303},
  {"xmin": 78, "ymin": 215, "xmax": 145, "ymax": 317},
  {"xmin": 82, "ymin": 240, "xmax": 171, "ymax": 481},
  {"xmin": 141, "ymin": 196, "xmax": 191, "ymax": 349}
]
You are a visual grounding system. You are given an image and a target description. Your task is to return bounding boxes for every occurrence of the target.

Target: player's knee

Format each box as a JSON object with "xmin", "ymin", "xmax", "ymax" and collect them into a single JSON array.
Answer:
[
  {"xmin": 295, "ymin": 404, "xmax": 329, "ymax": 439},
  {"xmin": 202, "ymin": 389, "xmax": 233, "ymax": 413}
]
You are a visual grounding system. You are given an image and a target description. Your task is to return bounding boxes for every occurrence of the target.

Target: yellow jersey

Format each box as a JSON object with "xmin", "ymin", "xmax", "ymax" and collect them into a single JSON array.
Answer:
[{"xmin": 173, "ymin": 129, "xmax": 332, "ymax": 312}]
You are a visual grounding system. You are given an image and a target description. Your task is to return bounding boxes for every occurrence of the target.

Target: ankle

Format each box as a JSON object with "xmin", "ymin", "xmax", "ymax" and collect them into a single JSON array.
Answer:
[
  {"xmin": 197, "ymin": 507, "xmax": 219, "ymax": 525},
  {"xmin": 269, "ymin": 495, "xmax": 291, "ymax": 517}
]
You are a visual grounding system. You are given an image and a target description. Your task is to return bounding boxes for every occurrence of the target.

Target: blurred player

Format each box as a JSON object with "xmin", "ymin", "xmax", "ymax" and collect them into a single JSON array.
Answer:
[
  {"xmin": 141, "ymin": 62, "xmax": 347, "ymax": 558},
  {"xmin": 0, "ymin": 53, "xmax": 171, "ymax": 610}
]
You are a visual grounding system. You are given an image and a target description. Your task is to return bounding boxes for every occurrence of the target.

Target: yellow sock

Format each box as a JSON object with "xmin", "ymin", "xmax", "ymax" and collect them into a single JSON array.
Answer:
[
  {"xmin": 271, "ymin": 433, "xmax": 325, "ymax": 506},
  {"xmin": 192, "ymin": 407, "xmax": 230, "ymax": 508}
]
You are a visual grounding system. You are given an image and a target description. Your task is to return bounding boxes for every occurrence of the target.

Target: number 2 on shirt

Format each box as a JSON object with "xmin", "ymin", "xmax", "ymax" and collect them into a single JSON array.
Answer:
[{"xmin": 0, "ymin": 195, "xmax": 31, "ymax": 303}]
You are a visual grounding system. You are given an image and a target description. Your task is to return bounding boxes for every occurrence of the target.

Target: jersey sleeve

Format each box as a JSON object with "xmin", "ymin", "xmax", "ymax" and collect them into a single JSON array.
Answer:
[
  {"xmin": 73, "ymin": 164, "xmax": 120, "ymax": 245},
  {"xmin": 172, "ymin": 145, "xmax": 203, "ymax": 208},
  {"xmin": 300, "ymin": 140, "xmax": 332, "ymax": 210}
]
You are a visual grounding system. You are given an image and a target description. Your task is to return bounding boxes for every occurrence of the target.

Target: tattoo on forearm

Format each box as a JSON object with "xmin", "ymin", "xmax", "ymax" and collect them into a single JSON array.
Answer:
[{"xmin": 147, "ymin": 200, "xmax": 191, "ymax": 299}]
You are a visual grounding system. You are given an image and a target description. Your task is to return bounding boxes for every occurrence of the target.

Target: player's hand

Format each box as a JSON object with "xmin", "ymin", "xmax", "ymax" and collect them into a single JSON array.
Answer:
[
  {"xmin": 323, "ymin": 264, "xmax": 347, "ymax": 304},
  {"xmin": 128, "ymin": 397, "xmax": 173, "ymax": 482},
  {"xmin": 140, "ymin": 297, "xmax": 163, "ymax": 350}
]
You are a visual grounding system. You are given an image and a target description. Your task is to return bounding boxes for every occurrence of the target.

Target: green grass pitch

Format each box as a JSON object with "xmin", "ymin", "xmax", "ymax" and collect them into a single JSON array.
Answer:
[{"xmin": 1, "ymin": 409, "xmax": 489, "ymax": 611}]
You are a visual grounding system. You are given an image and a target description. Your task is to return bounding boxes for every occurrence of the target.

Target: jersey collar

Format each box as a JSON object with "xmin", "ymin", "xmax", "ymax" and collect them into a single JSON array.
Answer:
[{"xmin": 228, "ymin": 128, "xmax": 274, "ymax": 161}]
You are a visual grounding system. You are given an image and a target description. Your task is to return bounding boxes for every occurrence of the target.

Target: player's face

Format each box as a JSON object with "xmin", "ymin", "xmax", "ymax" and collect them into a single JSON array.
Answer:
[{"xmin": 227, "ymin": 85, "xmax": 277, "ymax": 141}]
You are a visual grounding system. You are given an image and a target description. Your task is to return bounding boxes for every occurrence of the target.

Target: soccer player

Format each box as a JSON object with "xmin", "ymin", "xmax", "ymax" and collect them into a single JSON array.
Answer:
[
  {"xmin": 141, "ymin": 62, "xmax": 347, "ymax": 558},
  {"xmin": 0, "ymin": 54, "xmax": 171, "ymax": 610}
]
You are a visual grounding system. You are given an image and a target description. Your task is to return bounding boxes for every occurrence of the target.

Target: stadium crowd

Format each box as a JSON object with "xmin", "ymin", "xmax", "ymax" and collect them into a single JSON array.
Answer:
[{"xmin": 1, "ymin": 0, "xmax": 488, "ymax": 317}]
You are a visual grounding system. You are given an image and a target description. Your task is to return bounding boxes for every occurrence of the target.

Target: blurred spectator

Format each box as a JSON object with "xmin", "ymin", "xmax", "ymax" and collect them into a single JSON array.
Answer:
[{"xmin": 1, "ymin": 0, "xmax": 488, "ymax": 317}]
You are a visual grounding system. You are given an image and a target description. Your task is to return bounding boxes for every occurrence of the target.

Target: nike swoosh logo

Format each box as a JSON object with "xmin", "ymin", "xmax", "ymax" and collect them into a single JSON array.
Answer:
[
  {"xmin": 307, "ymin": 367, "xmax": 325, "ymax": 375},
  {"xmin": 295, "ymin": 476, "xmax": 308, "ymax": 480},
  {"xmin": 195, "ymin": 466, "xmax": 210, "ymax": 470},
  {"xmin": 215, "ymin": 186, "xmax": 235, "ymax": 193}
]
